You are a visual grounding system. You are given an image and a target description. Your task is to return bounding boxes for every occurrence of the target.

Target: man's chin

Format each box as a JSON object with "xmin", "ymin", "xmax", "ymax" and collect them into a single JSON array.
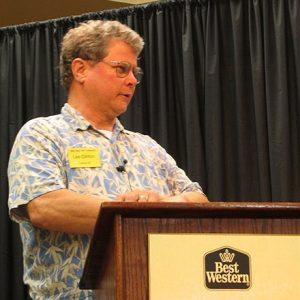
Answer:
[{"xmin": 115, "ymin": 106, "xmax": 129, "ymax": 117}]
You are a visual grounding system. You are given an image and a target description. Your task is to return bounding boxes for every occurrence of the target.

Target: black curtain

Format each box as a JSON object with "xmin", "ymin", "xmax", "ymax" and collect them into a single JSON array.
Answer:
[{"xmin": 1, "ymin": 0, "xmax": 300, "ymax": 299}]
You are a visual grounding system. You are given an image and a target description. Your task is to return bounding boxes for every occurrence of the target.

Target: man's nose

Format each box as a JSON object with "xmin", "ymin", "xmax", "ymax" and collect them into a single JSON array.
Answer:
[{"xmin": 125, "ymin": 70, "xmax": 138, "ymax": 85}]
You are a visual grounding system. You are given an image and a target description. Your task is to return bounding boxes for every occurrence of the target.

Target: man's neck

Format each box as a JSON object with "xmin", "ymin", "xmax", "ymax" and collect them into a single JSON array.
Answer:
[{"xmin": 68, "ymin": 99, "xmax": 116, "ymax": 131}]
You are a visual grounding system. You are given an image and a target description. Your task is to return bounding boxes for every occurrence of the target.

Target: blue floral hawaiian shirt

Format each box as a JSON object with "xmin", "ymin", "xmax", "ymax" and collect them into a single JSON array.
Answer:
[{"xmin": 8, "ymin": 103, "xmax": 204, "ymax": 299}]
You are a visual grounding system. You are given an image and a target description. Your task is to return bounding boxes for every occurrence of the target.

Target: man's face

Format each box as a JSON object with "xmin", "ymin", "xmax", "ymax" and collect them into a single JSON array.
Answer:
[{"xmin": 83, "ymin": 38, "xmax": 140, "ymax": 119}]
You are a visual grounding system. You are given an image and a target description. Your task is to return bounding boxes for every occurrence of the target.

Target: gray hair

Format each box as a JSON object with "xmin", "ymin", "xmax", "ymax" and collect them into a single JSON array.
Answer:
[{"xmin": 59, "ymin": 20, "xmax": 144, "ymax": 89}]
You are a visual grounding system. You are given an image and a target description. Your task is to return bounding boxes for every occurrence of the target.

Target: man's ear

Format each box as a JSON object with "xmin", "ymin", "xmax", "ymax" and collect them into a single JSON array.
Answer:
[{"xmin": 71, "ymin": 58, "xmax": 89, "ymax": 83}]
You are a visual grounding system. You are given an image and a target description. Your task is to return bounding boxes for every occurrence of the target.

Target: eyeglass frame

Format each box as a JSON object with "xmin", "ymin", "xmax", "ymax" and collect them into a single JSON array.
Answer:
[{"xmin": 100, "ymin": 60, "xmax": 143, "ymax": 84}]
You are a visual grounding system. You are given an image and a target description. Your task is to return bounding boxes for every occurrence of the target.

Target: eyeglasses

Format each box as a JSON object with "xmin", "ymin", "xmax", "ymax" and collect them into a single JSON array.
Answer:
[{"xmin": 101, "ymin": 60, "xmax": 143, "ymax": 84}]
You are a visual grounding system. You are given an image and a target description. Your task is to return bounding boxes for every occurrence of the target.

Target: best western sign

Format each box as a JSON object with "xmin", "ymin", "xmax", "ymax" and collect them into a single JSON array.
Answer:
[{"xmin": 204, "ymin": 247, "xmax": 251, "ymax": 290}]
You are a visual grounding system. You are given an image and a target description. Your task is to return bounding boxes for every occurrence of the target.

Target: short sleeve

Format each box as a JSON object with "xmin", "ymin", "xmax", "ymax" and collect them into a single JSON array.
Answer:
[
  {"xmin": 8, "ymin": 119, "xmax": 67, "ymax": 223},
  {"xmin": 142, "ymin": 135, "xmax": 204, "ymax": 195}
]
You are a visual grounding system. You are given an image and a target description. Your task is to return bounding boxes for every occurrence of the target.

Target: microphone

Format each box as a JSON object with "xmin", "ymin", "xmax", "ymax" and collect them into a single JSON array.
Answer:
[{"xmin": 116, "ymin": 159, "xmax": 128, "ymax": 173}]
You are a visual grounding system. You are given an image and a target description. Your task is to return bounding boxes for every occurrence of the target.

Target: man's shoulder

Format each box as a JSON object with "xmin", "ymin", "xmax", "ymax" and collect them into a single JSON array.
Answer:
[
  {"xmin": 123, "ymin": 129, "xmax": 153, "ymax": 142},
  {"xmin": 12, "ymin": 113, "xmax": 72, "ymax": 148},
  {"xmin": 123, "ymin": 129, "xmax": 163, "ymax": 149},
  {"xmin": 25, "ymin": 113, "xmax": 63, "ymax": 126},
  {"xmin": 123, "ymin": 129, "xmax": 149, "ymax": 138},
  {"xmin": 21, "ymin": 113, "xmax": 68, "ymax": 134}
]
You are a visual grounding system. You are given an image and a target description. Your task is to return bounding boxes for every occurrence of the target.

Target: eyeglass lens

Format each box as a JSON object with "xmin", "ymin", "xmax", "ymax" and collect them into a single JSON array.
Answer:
[{"xmin": 105, "ymin": 60, "xmax": 143, "ymax": 83}]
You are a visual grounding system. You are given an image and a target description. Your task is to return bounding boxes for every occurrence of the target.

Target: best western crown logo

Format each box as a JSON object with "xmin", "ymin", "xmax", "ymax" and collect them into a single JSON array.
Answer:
[
  {"xmin": 219, "ymin": 248, "xmax": 235, "ymax": 262},
  {"xmin": 204, "ymin": 247, "xmax": 251, "ymax": 290}
]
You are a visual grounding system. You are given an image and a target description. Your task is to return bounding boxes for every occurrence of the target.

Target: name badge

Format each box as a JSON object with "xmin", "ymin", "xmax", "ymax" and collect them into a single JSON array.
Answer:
[{"xmin": 68, "ymin": 148, "xmax": 101, "ymax": 168}]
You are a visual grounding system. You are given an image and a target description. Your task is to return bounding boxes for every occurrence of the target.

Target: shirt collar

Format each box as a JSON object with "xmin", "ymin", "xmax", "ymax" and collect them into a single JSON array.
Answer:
[{"xmin": 61, "ymin": 103, "xmax": 125, "ymax": 135}]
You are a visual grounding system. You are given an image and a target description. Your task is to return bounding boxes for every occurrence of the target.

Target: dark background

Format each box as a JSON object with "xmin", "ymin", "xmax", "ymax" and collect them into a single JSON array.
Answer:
[{"xmin": 1, "ymin": 0, "xmax": 300, "ymax": 298}]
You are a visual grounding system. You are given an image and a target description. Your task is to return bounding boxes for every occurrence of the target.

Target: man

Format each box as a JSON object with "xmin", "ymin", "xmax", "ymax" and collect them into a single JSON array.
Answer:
[{"xmin": 8, "ymin": 20, "xmax": 208, "ymax": 299}]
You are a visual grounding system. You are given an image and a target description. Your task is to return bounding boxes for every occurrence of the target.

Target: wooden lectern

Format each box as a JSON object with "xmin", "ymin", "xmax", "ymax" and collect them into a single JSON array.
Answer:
[{"xmin": 79, "ymin": 202, "xmax": 300, "ymax": 299}]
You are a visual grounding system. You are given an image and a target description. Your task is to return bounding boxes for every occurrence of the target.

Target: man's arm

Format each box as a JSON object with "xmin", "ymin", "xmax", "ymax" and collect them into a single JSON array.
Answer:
[
  {"xmin": 27, "ymin": 189, "xmax": 105, "ymax": 234},
  {"xmin": 27, "ymin": 189, "xmax": 208, "ymax": 235}
]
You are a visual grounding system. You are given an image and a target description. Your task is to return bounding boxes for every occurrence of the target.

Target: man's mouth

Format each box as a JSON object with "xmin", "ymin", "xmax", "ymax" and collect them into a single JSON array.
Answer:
[{"xmin": 120, "ymin": 93, "xmax": 131, "ymax": 99}]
